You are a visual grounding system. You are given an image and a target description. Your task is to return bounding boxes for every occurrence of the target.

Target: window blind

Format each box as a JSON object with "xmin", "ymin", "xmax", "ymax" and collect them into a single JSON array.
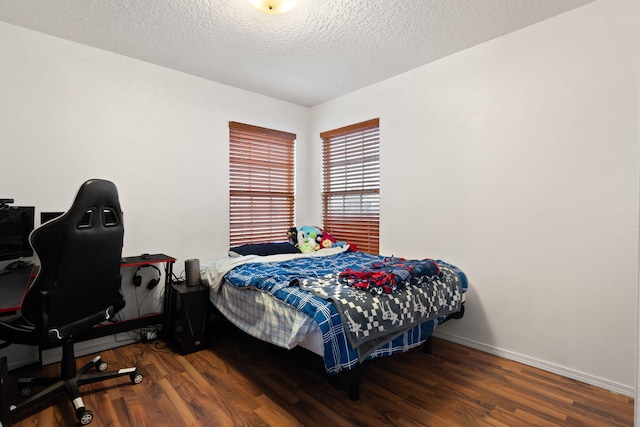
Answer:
[
  {"xmin": 321, "ymin": 118, "xmax": 380, "ymax": 254},
  {"xmin": 229, "ymin": 122, "xmax": 295, "ymax": 247}
]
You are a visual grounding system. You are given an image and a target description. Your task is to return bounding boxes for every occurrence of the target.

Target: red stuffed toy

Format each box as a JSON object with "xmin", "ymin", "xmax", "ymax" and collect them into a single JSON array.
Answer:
[{"xmin": 320, "ymin": 231, "xmax": 337, "ymax": 249}]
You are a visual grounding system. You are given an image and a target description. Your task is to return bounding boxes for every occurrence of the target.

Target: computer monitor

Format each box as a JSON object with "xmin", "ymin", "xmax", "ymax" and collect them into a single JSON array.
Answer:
[
  {"xmin": 0, "ymin": 206, "xmax": 35, "ymax": 261},
  {"xmin": 40, "ymin": 211, "xmax": 64, "ymax": 224}
]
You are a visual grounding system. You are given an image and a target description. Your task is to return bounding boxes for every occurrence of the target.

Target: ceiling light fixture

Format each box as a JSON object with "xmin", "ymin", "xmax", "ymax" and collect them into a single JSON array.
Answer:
[{"xmin": 248, "ymin": 0, "xmax": 297, "ymax": 14}]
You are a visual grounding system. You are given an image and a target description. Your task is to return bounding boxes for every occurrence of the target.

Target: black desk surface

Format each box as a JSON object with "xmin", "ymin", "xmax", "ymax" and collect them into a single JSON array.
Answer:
[
  {"xmin": 0, "ymin": 267, "xmax": 35, "ymax": 314},
  {"xmin": 121, "ymin": 253, "xmax": 176, "ymax": 267},
  {"xmin": 0, "ymin": 255, "xmax": 176, "ymax": 314}
]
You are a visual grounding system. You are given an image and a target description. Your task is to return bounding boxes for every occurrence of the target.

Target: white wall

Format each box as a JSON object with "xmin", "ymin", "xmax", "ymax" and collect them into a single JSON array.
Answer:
[
  {"xmin": 0, "ymin": 0, "xmax": 637, "ymax": 402},
  {"xmin": 311, "ymin": 0, "xmax": 639, "ymax": 396},
  {"xmin": 636, "ymin": 41, "xmax": 640, "ymax": 425},
  {"xmin": 0, "ymin": 20, "xmax": 311, "ymax": 368},
  {"xmin": 0, "ymin": 21, "xmax": 311, "ymax": 267}
]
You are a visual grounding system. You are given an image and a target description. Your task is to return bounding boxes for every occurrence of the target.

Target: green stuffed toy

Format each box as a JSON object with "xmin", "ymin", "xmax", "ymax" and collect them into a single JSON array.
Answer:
[{"xmin": 297, "ymin": 225, "xmax": 322, "ymax": 253}]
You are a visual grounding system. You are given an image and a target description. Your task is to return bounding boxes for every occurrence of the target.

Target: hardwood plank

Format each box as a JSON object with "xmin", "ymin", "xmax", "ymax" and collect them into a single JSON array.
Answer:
[
  {"xmin": 253, "ymin": 394, "xmax": 304, "ymax": 427},
  {"xmin": 4, "ymin": 328, "xmax": 634, "ymax": 427}
]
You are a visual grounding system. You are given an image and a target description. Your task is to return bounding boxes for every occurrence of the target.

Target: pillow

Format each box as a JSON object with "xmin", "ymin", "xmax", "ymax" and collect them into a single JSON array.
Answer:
[{"xmin": 228, "ymin": 242, "xmax": 301, "ymax": 257}]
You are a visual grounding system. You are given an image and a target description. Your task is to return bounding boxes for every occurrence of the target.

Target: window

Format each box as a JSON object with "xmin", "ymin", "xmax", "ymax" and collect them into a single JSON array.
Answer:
[
  {"xmin": 321, "ymin": 118, "xmax": 380, "ymax": 254},
  {"xmin": 229, "ymin": 122, "xmax": 295, "ymax": 247}
]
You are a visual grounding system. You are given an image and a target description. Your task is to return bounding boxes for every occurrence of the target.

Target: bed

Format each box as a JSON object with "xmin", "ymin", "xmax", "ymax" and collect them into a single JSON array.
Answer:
[{"xmin": 201, "ymin": 244, "xmax": 467, "ymax": 399}]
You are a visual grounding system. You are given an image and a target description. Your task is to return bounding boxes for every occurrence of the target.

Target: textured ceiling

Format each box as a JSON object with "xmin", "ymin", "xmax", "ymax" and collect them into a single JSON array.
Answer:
[{"xmin": 0, "ymin": 0, "xmax": 594, "ymax": 107}]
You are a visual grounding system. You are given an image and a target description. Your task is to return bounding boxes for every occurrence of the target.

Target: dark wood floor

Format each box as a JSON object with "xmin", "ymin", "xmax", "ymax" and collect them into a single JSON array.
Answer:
[{"xmin": 4, "ymin": 325, "xmax": 634, "ymax": 426}]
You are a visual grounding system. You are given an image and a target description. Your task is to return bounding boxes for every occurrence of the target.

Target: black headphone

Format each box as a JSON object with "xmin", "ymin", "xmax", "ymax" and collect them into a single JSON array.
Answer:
[{"xmin": 132, "ymin": 264, "xmax": 161, "ymax": 290}]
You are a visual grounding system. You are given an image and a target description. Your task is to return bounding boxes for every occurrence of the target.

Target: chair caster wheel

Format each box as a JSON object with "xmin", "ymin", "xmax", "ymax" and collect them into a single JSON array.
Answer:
[
  {"xmin": 131, "ymin": 372, "xmax": 143, "ymax": 384},
  {"xmin": 76, "ymin": 408, "xmax": 93, "ymax": 425},
  {"xmin": 91, "ymin": 356, "xmax": 107, "ymax": 372},
  {"xmin": 20, "ymin": 386, "xmax": 33, "ymax": 397}
]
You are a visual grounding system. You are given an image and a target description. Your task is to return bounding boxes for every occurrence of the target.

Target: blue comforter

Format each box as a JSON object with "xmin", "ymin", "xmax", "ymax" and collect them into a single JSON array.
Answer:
[{"xmin": 224, "ymin": 251, "xmax": 468, "ymax": 374}]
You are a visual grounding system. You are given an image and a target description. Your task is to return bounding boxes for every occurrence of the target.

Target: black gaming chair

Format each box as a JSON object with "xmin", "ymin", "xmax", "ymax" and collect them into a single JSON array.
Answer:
[{"xmin": 0, "ymin": 179, "xmax": 143, "ymax": 425}]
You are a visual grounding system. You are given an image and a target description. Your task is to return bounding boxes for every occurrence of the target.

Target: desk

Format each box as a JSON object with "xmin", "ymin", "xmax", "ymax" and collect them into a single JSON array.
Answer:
[
  {"xmin": 75, "ymin": 253, "xmax": 176, "ymax": 342},
  {"xmin": 0, "ymin": 254, "xmax": 176, "ymax": 342},
  {"xmin": 0, "ymin": 267, "xmax": 37, "ymax": 315}
]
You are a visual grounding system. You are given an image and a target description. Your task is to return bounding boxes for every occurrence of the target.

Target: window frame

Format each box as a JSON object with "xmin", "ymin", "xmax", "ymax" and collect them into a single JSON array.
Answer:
[
  {"xmin": 228, "ymin": 121, "xmax": 296, "ymax": 247},
  {"xmin": 321, "ymin": 118, "xmax": 380, "ymax": 254}
]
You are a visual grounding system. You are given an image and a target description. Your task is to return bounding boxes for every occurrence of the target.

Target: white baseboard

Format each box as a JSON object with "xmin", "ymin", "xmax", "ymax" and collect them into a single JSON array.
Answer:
[
  {"xmin": 41, "ymin": 333, "xmax": 136, "ymax": 366},
  {"xmin": 433, "ymin": 330, "xmax": 635, "ymax": 398}
]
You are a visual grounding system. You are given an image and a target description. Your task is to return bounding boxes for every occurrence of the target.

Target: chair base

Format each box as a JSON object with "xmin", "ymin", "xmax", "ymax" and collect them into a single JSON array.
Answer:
[{"xmin": 10, "ymin": 339, "xmax": 142, "ymax": 425}]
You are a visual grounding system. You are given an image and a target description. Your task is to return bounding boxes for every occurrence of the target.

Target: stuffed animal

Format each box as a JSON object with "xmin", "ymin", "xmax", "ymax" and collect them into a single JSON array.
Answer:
[
  {"xmin": 287, "ymin": 227, "xmax": 298, "ymax": 247},
  {"xmin": 320, "ymin": 231, "xmax": 337, "ymax": 249},
  {"xmin": 297, "ymin": 225, "xmax": 322, "ymax": 253}
]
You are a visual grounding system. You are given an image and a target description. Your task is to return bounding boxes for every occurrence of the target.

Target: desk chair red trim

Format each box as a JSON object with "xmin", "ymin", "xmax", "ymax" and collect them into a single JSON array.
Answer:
[{"xmin": 0, "ymin": 179, "xmax": 143, "ymax": 425}]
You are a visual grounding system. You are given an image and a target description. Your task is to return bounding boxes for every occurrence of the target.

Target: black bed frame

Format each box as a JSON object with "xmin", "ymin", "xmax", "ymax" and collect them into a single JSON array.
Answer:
[{"xmin": 329, "ymin": 303, "xmax": 465, "ymax": 400}]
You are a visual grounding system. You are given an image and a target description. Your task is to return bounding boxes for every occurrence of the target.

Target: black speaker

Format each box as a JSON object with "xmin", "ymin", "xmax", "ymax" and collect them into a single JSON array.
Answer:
[
  {"xmin": 132, "ymin": 264, "xmax": 161, "ymax": 289},
  {"xmin": 168, "ymin": 283, "xmax": 210, "ymax": 355}
]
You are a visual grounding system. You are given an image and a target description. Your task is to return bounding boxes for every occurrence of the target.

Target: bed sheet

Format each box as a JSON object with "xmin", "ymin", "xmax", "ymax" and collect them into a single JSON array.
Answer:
[{"xmin": 209, "ymin": 280, "xmax": 323, "ymax": 353}]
